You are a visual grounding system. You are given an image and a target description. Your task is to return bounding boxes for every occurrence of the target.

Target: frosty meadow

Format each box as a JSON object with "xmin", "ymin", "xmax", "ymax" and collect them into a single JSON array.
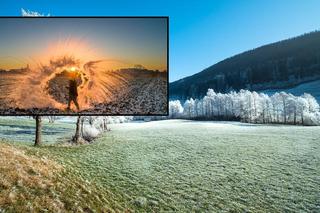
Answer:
[{"xmin": 0, "ymin": 118, "xmax": 319, "ymax": 212}]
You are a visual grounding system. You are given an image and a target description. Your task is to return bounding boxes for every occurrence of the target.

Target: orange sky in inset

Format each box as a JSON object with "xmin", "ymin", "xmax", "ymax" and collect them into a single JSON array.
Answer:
[
  {"xmin": 0, "ymin": 37, "xmax": 167, "ymax": 71},
  {"xmin": 0, "ymin": 18, "xmax": 167, "ymax": 72}
]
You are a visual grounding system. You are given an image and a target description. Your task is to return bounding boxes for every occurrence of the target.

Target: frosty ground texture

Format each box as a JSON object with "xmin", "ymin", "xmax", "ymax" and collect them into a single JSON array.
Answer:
[
  {"xmin": 0, "ymin": 69, "xmax": 167, "ymax": 115},
  {"xmin": 0, "ymin": 119, "xmax": 319, "ymax": 212}
]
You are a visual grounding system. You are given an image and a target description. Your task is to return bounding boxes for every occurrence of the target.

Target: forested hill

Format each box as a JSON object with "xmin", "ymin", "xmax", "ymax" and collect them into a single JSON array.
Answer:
[{"xmin": 170, "ymin": 31, "xmax": 320, "ymax": 101}]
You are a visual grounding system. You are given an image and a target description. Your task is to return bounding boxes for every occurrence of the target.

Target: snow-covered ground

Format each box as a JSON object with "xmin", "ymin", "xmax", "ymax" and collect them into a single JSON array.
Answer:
[
  {"xmin": 0, "ymin": 70, "xmax": 167, "ymax": 115},
  {"xmin": 83, "ymin": 76, "xmax": 167, "ymax": 114},
  {"xmin": 261, "ymin": 79, "xmax": 320, "ymax": 102}
]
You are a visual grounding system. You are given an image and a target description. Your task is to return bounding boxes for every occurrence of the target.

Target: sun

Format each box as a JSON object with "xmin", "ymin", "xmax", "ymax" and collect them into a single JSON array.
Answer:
[{"xmin": 69, "ymin": 66, "xmax": 77, "ymax": 72}]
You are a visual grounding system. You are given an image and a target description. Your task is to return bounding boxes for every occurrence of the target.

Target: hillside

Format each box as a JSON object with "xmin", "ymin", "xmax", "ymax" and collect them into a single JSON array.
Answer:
[
  {"xmin": 261, "ymin": 79, "xmax": 320, "ymax": 102},
  {"xmin": 170, "ymin": 31, "xmax": 320, "ymax": 101}
]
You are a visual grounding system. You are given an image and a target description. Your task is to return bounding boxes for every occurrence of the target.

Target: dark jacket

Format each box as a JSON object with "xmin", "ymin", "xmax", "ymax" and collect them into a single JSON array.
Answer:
[{"xmin": 69, "ymin": 79, "xmax": 78, "ymax": 97}]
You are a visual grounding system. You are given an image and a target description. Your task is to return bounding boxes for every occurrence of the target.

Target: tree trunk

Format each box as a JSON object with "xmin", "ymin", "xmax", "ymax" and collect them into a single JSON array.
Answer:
[
  {"xmin": 282, "ymin": 99, "xmax": 286, "ymax": 124},
  {"xmin": 73, "ymin": 116, "xmax": 81, "ymax": 144},
  {"xmin": 34, "ymin": 116, "xmax": 42, "ymax": 146},
  {"xmin": 80, "ymin": 117, "xmax": 85, "ymax": 137},
  {"xmin": 103, "ymin": 119, "xmax": 107, "ymax": 130}
]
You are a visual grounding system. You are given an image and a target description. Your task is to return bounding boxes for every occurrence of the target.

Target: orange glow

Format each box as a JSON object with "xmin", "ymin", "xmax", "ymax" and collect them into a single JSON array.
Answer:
[
  {"xmin": 32, "ymin": 37, "xmax": 103, "ymax": 68},
  {"xmin": 1, "ymin": 37, "xmax": 167, "ymax": 72},
  {"xmin": 69, "ymin": 67, "xmax": 77, "ymax": 72}
]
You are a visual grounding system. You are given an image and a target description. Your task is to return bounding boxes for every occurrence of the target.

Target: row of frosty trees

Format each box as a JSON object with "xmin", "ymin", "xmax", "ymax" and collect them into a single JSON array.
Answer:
[
  {"xmin": 34, "ymin": 116, "xmax": 133, "ymax": 146},
  {"xmin": 169, "ymin": 89, "xmax": 320, "ymax": 125}
]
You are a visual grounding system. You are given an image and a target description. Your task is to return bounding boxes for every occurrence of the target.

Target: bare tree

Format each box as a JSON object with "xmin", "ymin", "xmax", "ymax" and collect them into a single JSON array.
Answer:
[
  {"xmin": 34, "ymin": 116, "xmax": 42, "ymax": 146},
  {"xmin": 47, "ymin": 116, "xmax": 58, "ymax": 123},
  {"xmin": 73, "ymin": 116, "xmax": 82, "ymax": 144},
  {"xmin": 22, "ymin": 7, "xmax": 48, "ymax": 147}
]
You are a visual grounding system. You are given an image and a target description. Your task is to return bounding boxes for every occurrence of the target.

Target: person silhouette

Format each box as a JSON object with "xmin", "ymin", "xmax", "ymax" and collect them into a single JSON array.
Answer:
[{"xmin": 67, "ymin": 72, "xmax": 80, "ymax": 111}]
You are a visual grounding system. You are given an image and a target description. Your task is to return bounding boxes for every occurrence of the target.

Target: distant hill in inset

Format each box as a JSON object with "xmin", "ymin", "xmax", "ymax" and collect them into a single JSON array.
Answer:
[
  {"xmin": 170, "ymin": 31, "xmax": 320, "ymax": 101},
  {"xmin": 0, "ymin": 68, "xmax": 29, "ymax": 75}
]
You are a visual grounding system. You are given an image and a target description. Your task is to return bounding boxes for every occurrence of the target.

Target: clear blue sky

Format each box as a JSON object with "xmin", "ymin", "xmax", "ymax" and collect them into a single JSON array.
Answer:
[{"xmin": 2, "ymin": 0, "xmax": 320, "ymax": 82}]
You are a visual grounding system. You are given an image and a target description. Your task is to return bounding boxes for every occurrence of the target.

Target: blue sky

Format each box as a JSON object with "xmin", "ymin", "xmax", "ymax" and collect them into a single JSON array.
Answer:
[{"xmin": 2, "ymin": 0, "xmax": 320, "ymax": 82}]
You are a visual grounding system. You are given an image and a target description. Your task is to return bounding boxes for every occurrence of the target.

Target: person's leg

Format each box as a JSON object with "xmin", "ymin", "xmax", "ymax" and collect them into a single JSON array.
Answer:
[
  {"xmin": 74, "ymin": 97, "xmax": 80, "ymax": 111},
  {"xmin": 67, "ymin": 96, "xmax": 71, "ymax": 110}
]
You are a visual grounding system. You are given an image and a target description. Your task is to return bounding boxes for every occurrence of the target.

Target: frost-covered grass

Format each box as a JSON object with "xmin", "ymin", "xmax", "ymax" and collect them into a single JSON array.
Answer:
[
  {"xmin": 1, "ymin": 119, "xmax": 319, "ymax": 212},
  {"xmin": 0, "ymin": 117, "xmax": 74, "ymax": 144}
]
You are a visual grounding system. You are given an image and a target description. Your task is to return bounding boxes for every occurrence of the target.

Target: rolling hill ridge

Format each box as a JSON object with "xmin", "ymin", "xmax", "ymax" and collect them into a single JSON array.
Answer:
[{"xmin": 170, "ymin": 31, "xmax": 320, "ymax": 101}]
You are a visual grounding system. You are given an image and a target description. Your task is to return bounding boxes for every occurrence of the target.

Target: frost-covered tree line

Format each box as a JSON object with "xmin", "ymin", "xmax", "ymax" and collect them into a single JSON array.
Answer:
[
  {"xmin": 40, "ymin": 116, "xmax": 133, "ymax": 145},
  {"xmin": 74, "ymin": 116, "xmax": 134, "ymax": 142},
  {"xmin": 169, "ymin": 89, "xmax": 320, "ymax": 125},
  {"xmin": 68, "ymin": 116, "xmax": 133, "ymax": 143}
]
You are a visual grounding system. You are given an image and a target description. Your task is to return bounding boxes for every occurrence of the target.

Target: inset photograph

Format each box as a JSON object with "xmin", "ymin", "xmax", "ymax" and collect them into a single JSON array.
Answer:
[{"xmin": 0, "ymin": 17, "xmax": 168, "ymax": 115}]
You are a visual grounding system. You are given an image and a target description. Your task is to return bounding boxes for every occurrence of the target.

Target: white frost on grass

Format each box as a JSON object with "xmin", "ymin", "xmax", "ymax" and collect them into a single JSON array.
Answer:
[
  {"xmin": 82, "ymin": 124, "xmax": 101, "ymax": 141},
  {"xmin": 1, "ymin": 119, "xmax": 319, "ymax": 211},
  {"xmin": 74, "ymin": 120, "xmax": 320, "ymax": 212}
]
